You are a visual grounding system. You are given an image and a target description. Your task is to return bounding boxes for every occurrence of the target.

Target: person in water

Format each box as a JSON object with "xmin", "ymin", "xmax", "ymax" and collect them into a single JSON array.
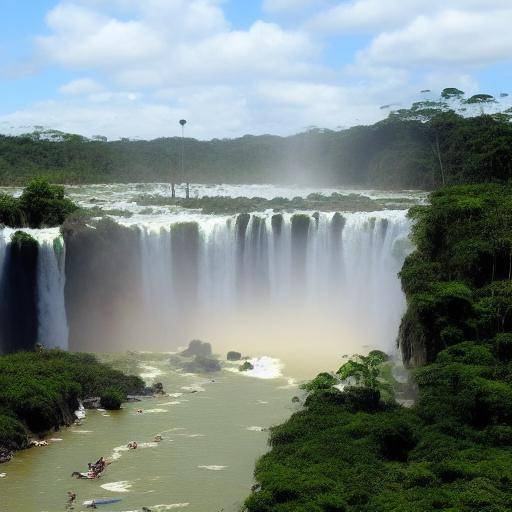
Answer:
[
  {"xmin": 66, "ymin": 491, "xmax": 76, "ymax": 510},
  {"xmin": 128, "ymin": 441, "xmax": 138, "ymax": 450}
]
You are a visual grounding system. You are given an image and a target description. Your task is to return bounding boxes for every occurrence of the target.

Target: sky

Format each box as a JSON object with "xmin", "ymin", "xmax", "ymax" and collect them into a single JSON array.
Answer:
[{"xmin": 0, "ymin": 0, "xmax": 511, "ymax": 140}]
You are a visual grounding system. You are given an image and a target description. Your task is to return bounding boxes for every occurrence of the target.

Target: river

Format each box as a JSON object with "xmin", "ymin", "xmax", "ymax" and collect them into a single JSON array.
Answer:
[{"xmin": 1, "ymin": 353, "xmax": 297, "ymax": 512}]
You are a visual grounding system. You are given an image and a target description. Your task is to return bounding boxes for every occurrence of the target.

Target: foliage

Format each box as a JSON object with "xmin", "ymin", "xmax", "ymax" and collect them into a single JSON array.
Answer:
[
  {"xmin": 239, "ymin": 361, "xmax": 255, "ymax": 372},
  {"xmin": 337, "ymin": 352, "xmax": 389, "ymax": 390},
  {"xmin": 133, "ymin": 192, "xmax": 390, "ymax": 214},
  {"xmin": 0, "ymin": 178, "xmax": 77, "ymax": 228},
  {"xmin": 299, "ymin": 372, "xmax": 338, "ymax": 393},
  {"xmin": 1, "ymin": 103, "xmax": 511, "ymax": 189},
  {"xmin": 0, "ymin": 350, "xmax": 145, "ymax": 449},
  {"xmin": 100, "ymin": 387, "xmax": 124, "ymax": 410}
]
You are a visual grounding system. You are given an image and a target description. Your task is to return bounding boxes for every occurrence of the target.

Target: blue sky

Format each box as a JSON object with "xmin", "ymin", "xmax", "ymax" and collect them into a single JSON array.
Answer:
[{"xmin": 0, "ymin": 0, "xmax": 511, "ymax": 139}]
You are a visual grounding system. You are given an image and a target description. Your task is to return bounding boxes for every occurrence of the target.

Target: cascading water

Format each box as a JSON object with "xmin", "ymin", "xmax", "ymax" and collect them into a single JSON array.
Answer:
[
  {"xmin": 37, "ymin": 237, "xmax": 69, "ymax": 349},
  {"xmin": 0, "ymin": 209, "xmax": 412, "ymax": 365},
  {"xmin": 0, "ymin": 228, "xmax": 68, "ymax": 353}
]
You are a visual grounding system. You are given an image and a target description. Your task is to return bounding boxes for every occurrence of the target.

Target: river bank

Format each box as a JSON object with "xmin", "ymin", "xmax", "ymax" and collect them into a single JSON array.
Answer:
[
  {"xmin": 0, "ymin": 350, "xmax": 146, "ymax": 463},
  {"xmin": 0, "ymin": 351, "xmax": 298, "ymax": 511}
]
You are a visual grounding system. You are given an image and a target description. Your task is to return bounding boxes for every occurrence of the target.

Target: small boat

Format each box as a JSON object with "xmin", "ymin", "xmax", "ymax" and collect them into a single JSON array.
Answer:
[
  {"xmin": 71, "ymin": 471, "xmax": 98, "ymax": 480},
  {"xmin": 83, "ymin": 498, "xmax": 122, "ymax": 507}
]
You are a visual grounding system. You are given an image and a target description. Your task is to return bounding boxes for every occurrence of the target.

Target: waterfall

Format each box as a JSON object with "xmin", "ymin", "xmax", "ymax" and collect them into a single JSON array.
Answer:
[
  {"xmin": 133, "ymin": 210, "xmax": 412, "ymax": 355},
  {"xmin": 37, "ymin": 237, "xmax": 69, "ymax": 349},
  {"xmin": 1, "ymin": 210, "xmax": 412, "ymax": 358}
]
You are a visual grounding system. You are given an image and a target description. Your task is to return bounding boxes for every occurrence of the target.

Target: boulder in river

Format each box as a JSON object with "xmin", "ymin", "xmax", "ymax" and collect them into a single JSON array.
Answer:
[
  {"xmin": 151, "ymin": 382, "xmax": 165, "ymax": 395},
  {"xmin": 180, "ymin": 339, "xmax": 212, "ymax": 357},
  {"xmin": 183, "ymin": 355, "xmax": 221, "ymax": 373},
  {"xmin": 227, "ymin": 351, "xmax": 242, "ymax": 361}
]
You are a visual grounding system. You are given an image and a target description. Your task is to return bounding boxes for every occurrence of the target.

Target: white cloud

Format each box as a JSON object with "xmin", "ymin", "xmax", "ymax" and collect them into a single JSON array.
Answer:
[
  {"xmin": 0, "ymin": 79, "xmax": 396, "ymax": 140},
  {"xmin": 36, "ymin": 2, "xmax": 318, "ymax": 88},
  {"xmin": 2, "ymin": 0, "xmax": 511, "ymax": 140},
  {"xmin": 309, "ymin": 0, "xmax": 512, "ymax": 34},
  {"xmin": 59, "ymin": 78, "xmax": 104, "ymax": 95},
  {"xmin": 360, "ymin": 8, "xmax": 512, "ymax": 68}
]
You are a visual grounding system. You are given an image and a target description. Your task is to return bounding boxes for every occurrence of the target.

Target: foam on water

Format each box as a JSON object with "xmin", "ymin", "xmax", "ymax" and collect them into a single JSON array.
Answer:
[
  {"xmin": 227, "ymin": 356, "xmax": 284, "ymax": 379},
  {"xmin": 101, "ymin": 481, "xmax": 133, "ymax": 493},
  {"xmin": 139, "ymin": 364, "xmax": 164, "ymax": 381},
  {"xmin": 181, "ymin": 384, "xmax": 205, "ymax": 392},
  {"xmin": 198, "ymin": 465, "xmax": 227, "ymax": 471},
  {"xmin": 151, "ymin": 505, "xmax": 190, "ymax": 510}
]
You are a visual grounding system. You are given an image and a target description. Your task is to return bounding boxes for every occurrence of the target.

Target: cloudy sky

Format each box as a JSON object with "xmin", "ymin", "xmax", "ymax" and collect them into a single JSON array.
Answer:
[{"xmin": 1, "ymin": 0, "xmax": 511, "ymax": 140}]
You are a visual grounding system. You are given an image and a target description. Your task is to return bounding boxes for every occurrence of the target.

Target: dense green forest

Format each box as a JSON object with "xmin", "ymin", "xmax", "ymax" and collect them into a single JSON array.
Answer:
[
  {"xmin": 1, "ymin": 110, "xmax": 511, "ymax": 188},
  {"xmin": 244, "ymin": 184, "xmax": 512, "ymax": 511},
  {"xmin": 0, "ymin": 350, "xmax": 145, "ymax": 456}
]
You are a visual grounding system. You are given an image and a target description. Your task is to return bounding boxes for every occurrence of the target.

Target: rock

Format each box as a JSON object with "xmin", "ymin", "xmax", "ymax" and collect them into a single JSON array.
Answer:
[
  {"xmin": 227, "ymin": 351, "xmax": 242, "ymax": 361},
  {"xmin": 0, "ymin": 449, "xmax": 12, "ymax": 464},
  {"xmin": 180, "ymin": 339, "xmax": 212, "ymax": 357},
  {"xmin": 183, "ymin": 355, "xmax": 221, "ymax": 373},
  {"xmin": 82, "ymin": 397, "xmax": 101, "ymax": 409},
  {"xmin": 151, "ymin": 382, "xmax": 165, "ymax": 395},
  {"xmin": 239, "ymin": 361, "xmax": 254, "ymax": 372}
]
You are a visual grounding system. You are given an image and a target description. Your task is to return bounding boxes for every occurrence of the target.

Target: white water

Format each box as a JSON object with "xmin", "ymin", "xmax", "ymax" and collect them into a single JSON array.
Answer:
[
  {"xmin": 0, "ymin": 185, "xmax": 415, "ymax": 357},
  {"xmin": 37, "ymin": 237, "xmax": 69, "ymax": 349},
  {"xmin": 0, "ymin": 227, "xmax": 68, "ymax": 351},
  {"xmin": 126, "ymin": 210, "xmax": 412, "ymax": 356}
]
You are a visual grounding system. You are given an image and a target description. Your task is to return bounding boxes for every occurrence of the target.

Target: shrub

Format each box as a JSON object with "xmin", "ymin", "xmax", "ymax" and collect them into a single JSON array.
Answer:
[
  {"xmin": 100, "ymin": 388, "xmax": 124, "ymax": 410},
  {"xmin": 0, "ymin": 178, "xmax": 77, "ymax": 228}
]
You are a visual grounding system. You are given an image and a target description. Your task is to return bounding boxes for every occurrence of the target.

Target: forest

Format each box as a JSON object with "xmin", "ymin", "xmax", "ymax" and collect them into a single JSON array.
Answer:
[{"xmin": 1, "ymin": 101, "xmax": 511, "ymax": 189}]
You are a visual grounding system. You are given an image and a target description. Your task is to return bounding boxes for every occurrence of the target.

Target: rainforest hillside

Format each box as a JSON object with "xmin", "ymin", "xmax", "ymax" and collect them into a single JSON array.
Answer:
[{"xmin": 1, "ymin": 111, "xmax": 511, "ymax": 188}]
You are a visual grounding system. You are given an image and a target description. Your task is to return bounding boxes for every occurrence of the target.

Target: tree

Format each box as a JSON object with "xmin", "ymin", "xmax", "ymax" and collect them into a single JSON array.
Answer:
[
  {"xmin": 465, "ymin": 94, "xmax": 497, "ymax": 115},
  {"xmin": 337, "ymin": 351, "xmax": 389, "ymax": 390}
]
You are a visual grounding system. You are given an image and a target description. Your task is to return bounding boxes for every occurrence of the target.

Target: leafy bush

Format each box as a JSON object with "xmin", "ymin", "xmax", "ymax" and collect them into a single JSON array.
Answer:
[
  {"xmin": 100, "ymin": 388, "xmax": 124, "ymax": 410},
  {"xmin": 0, "ymin": 178, "xmax": 77, "ymax": 228}
]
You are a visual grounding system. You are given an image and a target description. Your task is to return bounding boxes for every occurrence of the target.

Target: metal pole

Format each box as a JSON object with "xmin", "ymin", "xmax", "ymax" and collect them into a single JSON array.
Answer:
[{"xmin": 179, "ymin": 119, "xmax": 188, "ymax": 199}]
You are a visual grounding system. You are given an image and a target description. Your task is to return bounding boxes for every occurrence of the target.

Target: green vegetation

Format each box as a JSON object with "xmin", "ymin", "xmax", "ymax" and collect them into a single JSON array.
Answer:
[
  {"xmin": 100, "ymin": 387, "xmax": 124, "ymax": 410},
  {"xmin": 10, "ymin": 230, "xmax": 38, "ymax": 249},
  {"xmin": 133, "ymin": 193, "xmax": 394, "ymax": 214},
  {"xmin": 239, "ymin": 361, "xmax": 254, "ymax": 372},
  {"xmin": 0, "ymin": 178, "xmax": 77, "ymax": 228},
  {"xmin": 1, "ymin": 92, "xmax": 511, "ymax": 188},
  {"xmin": 245, "ymin": 184, "xmax": 512, "ymax": 511},
  {"xmin": 0, "ymin": 350, "xmax": 145, "ymax": 452}
]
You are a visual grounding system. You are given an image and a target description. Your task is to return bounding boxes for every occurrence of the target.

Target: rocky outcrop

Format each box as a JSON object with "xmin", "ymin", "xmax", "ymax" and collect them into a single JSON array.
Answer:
[
  {"xmin": 183, "ymin": 355, "xmax": 221, "ymax": 373},
  {"xmin": 180, "ymin": 340, "xmax": 212, "ymax": 358},
  {"xmin": 0, "ymin": 449, "xmax": 13, "ymax": 464},
  {"xmin": 227, "ymin": 351, "xmax": 242, "ymax": 361}
]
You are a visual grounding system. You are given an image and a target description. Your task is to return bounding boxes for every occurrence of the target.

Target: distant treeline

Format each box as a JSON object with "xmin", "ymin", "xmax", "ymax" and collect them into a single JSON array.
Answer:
[{"xmin": 1, "ymin": 111, "xmax": 511, "ymax": 188}]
